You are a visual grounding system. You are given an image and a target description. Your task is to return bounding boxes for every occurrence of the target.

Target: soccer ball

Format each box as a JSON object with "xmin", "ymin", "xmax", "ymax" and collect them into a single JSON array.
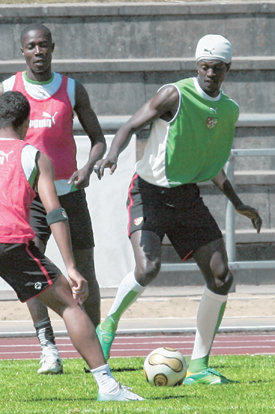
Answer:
[{"xmin": 143, "ymin": 347, "xmax": 187, "ymax": 386}]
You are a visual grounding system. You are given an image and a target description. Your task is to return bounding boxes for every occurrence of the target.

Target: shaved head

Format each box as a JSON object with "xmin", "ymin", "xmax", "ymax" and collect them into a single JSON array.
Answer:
[{"xmin": 20, "ymin": 24, "xmax": 52, "ymax": 46}]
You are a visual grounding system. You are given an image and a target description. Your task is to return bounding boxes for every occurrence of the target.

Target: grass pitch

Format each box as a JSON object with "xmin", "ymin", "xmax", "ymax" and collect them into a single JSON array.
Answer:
[{"xmin": 0, "ymin": 354, "xmax": 274, "ymax": 413}]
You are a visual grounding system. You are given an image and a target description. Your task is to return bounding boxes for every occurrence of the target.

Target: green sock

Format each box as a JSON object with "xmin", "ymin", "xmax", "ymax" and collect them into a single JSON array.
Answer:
[
  {"xmin": 188, "ymin": 356, "xmax": 209, "ymax": 373},
  {"xmin": 100, "ymin": 316, "xmax": 116, "ymax": 333},
  {"xmin": 101, "ymin": 272, "xmax": 145, "ymax": 334},
  {"xmin": 188, "ymin": 288, "xmax": 227, "ymax": 373}
]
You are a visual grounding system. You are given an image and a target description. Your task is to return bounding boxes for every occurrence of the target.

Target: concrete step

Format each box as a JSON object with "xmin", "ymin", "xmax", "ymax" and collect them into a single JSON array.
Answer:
[{"xmin": 0, "ymin": 2, "xmax": 274, "ymax": 115}]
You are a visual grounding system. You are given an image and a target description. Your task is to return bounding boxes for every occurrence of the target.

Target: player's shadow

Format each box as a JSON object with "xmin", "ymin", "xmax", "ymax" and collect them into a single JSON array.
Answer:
[
  {"xmin": 111, "ymin": 367, "xmax": 140, "ymax": 372},
  {"xmin": 84, "ymin": 366, "xmax": 139, "ymax": 373}
]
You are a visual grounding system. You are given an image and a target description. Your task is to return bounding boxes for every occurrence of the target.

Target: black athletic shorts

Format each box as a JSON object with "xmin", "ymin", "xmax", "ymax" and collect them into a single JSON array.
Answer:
[
  {"xmin": 0, "ymin": 241, "xmax": 61, "ymax": 302},
  {"xmin": 127, "ymin": 174, "xmax": 222, "ymax": 260},
  {"xmin": 30, "ymin": 189, "xmax": 94, "ymax": 249}
]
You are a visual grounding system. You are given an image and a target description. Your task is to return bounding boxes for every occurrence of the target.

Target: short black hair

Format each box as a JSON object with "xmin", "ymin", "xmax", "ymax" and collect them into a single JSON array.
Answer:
[
  {"xmin": 0, "ymin": 91, "xmax": 30, "ymax": 129},
  {"xmin": 20, "ymin": 23, "xmax": 52, "ymax": 46}
]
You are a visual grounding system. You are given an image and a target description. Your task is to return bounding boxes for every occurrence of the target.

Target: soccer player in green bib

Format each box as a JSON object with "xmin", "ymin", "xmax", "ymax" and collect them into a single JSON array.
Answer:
[{"xmin": 95, "ymin": 34, "xmax": 262, "ymax": 384}]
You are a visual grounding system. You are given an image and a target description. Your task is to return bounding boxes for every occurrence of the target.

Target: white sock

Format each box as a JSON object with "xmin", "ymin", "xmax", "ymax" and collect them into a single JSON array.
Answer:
[
  {"xmin": 107, "ymin": 271, "xmax": 145, "ymax": 319},
  {"xmin": 90, "ymin": 364, "xmax": 119, "ymax": 394},
  {"xmin": 191, "ymin": 288, "xmax": 227, "ymax": 361}
]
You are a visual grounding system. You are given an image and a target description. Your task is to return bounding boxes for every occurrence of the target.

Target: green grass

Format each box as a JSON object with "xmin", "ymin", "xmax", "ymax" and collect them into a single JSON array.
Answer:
[{"xmin": 0, "ymin": 355, "xmax": 274, "ymax": 413}]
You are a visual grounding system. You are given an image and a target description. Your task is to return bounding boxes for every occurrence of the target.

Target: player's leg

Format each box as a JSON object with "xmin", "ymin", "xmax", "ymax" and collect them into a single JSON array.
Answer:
[
  {"xmin": 39, "ymin": 275, "xmax": 104, "ymax": 368},
  {"xmin": 165, "ymin": 186, "xmax": 233, "ymax": 385},
  {"xmin": 39, "ymin": 275, "xmax": 143, "ymax": 401},
  {"xmin": 27, "ymin": 295, "xmax": 62, "ymax": 375},
  {"xmin": 60, "ymin": 190, "xmax": 101, "ymax": 328},
  {"xmin": 97, "ymin": 174, "xmax": 164, "ymax": 359},
  {"xmin": 184, "ymin": 238, "xmax": 234, "ymax": 385},
  {"xmin": 0, "ymin": 243, "xmax": 143, "ymax": 402},
  {"xmin": 28, "ymin": 197, "xmax": 62, "ymax": 374},
  {"xmin": 96, "ymin": 229, "xmax": 162, "ymax": 360},
  {"xmin": 73, "ymin": 247, "xmax": 100, "ymax": 327}
]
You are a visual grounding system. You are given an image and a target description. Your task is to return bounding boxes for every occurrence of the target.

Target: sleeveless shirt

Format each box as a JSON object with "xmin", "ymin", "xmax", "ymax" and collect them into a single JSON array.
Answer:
[
  {"xmin": 0, "ymin": 139, "xmax": 36, "ymax": 243},
  {"xmin": 13, "ymin": 72, "xmax": 77, "ymax": 181},
  {"xmin": 136, "ymin": 77, "xmax": 239, "ymax": 187}
]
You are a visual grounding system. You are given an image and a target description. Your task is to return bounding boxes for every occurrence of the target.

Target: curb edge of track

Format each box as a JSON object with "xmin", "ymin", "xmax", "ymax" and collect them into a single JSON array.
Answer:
[{"xmin": 1, "ymin": 325, "xmax": 275, "ymax": 338}]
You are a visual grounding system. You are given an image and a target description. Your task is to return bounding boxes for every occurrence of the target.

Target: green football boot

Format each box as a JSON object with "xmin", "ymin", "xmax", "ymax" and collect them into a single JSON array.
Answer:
[
  {"xmin": 96, "ymin": 323, "xmax": 115, "ymax": 361},
  {"xmin": 184, "ymin": 368, "xmax": 233, "ymax": 385}
]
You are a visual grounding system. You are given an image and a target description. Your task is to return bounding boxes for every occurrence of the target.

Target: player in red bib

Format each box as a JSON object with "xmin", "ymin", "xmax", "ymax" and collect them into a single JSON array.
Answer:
[
  {"xmin": 0, "ymin": 24, "xmax": 104, "ymax": 374},
  {"xmin": 0, "ymin": 91, "xmax": 143, "ymax": 402}
]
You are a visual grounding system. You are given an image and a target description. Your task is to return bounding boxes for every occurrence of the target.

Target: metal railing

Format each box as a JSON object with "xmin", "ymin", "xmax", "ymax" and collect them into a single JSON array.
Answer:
[
  {"xmin": 73, "ymin": 113, "xmax": 275, "ymax": 275},
  {"xmin": 73, "ymin": 113, "xmax": 275, "ymax": 132},
  {"xmin": 162, "ymin": 148, "xmax": 275, "ymax": 274}
]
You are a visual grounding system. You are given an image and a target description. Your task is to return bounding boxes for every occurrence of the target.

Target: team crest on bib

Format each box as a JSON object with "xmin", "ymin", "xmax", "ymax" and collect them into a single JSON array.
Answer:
[
  {"xmin": 133, "ymin": 217, "xmax": 144, "ymax": 226},
  {"xmin": 206, "ymin": 117, "xmax": 218, "ymax": 129}
]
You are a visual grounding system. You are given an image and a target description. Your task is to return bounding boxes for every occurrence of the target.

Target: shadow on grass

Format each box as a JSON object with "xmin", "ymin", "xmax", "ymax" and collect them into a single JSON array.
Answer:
[
  {"xmin": 111, "ymin": 367, "xmax": 141, "ymax": 372},
  {"xmin": 150, "ymin": 394, "xmax": 199, "ymax": 401},
  {"xmin": 20, "ymin": 396, "xmax": 93, "ymax": 403},
  {"xmin": 84, "ymin": 366, "xmax": 140, "ymax": 373}
]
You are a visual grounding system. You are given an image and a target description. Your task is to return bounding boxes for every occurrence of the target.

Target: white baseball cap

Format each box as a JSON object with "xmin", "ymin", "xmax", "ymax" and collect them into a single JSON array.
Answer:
[{"xmin": 195, "ymin": 34, "xmax": 232, "ymax": 64}]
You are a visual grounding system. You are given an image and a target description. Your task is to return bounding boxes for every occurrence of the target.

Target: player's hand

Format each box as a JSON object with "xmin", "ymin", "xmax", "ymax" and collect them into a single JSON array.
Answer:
[
  {"xmin": 68, "ymin": 268, "xmax": 89, "ymax": 304},
  {"xmin": 236, "ymin": 205, "xmax": 262, "ymax": 233},
  {"xmin": 93, "ymin": 156, "xmax": 118, "ymax": 180},
  {"xmin": 68, "ymin": 166, "xmax": 90, "ymax": 189}
]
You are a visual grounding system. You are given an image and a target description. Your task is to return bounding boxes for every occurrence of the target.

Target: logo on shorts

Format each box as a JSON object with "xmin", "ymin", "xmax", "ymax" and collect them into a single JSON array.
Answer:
[
  {"xmin": 133, "ymin": 217, "xmax": 143, "ymax": 226},
  {"xmin": 206, "ymin": 117, "xmax": 218, "ymax": 129},
  {"xmin": 34, "ymin": 282, "xmax": 43, "ymax": 290}
]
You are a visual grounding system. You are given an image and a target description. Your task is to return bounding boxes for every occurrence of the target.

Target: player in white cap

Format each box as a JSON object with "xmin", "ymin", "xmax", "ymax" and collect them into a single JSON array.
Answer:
[
  {"xmin": 195, "ymin": 34, "xmax": 233, "ymax": 64},
  {"xmin": 94, "ymin": 34, "xmax": 262, "ymax": 385}
]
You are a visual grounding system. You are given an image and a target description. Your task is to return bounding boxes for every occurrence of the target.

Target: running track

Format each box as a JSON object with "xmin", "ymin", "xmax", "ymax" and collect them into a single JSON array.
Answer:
[{"xmin": 0, "ymin": 334, "xmax": 274, "ymax": 360}]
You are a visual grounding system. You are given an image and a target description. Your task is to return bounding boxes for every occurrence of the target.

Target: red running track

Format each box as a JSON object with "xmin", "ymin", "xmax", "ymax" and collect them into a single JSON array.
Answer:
[{"xmin": 0, "ymin": 334, "xmax": 274, "ymax": 360}]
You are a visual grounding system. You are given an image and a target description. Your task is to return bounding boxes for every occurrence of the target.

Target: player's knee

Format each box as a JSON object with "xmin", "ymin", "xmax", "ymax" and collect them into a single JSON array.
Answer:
[
  {"xmin": 209, "ymin": 267, "xmax": 233, "ymax": 294},
  {"xmin": 136, "ymin": 259, "xmax": 161, "ymax": 286}
]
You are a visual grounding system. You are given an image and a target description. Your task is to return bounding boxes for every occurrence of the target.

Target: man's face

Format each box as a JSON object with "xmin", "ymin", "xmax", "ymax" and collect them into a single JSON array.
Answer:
[
  {"xmin": 197, "ymin": 60, "xmax": 230, "ymax": 97},
  {"xmin": 21, "ymin": 29, "xmax": 54, "ymax": 78}
]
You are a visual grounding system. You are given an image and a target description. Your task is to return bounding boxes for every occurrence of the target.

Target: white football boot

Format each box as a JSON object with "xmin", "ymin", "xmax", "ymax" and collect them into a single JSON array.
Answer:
[
  {"xmin": 97, "ymin": 384, "xmax": 144, "ymax": 401},
  {"xmin": 37, "ymin": 346, "xmax": 63, "ymax": 374}
]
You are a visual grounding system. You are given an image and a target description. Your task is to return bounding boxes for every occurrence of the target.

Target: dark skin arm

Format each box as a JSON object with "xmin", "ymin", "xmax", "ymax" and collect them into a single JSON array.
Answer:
[
  {"xmin": 68, "ymin": 81, "xmax": 106, "ymax": 188},
  {"xmin": 37, "ymin": 152, "xmax": 88, "ymax": 303},
  {"xmin": 94, "ymin": 85, "xmax": 179, "ymax": 179},
  {"xmin": 212, "ymin": 169, "xmax": 262, "ymax": 233},
  {"xmin": 0, "ymin": 81, "xmax": 106, "ymax": 188}
]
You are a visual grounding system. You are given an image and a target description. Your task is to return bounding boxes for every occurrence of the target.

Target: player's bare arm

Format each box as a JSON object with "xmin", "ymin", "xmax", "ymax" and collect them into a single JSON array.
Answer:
[
  {"xmin": 95, "ymin": 85, "xmax": 179, "ymax": 179},
  {"xmin": 212, "ymin": 169, "xmax": 262, "ymax": 233},
  {"xmin": 37, "ymin": 152, "xmax": 88, "ymax": 303},
  {"xmin": 68, "ymin": 81, "xmax": 106, "ymax": 188}
]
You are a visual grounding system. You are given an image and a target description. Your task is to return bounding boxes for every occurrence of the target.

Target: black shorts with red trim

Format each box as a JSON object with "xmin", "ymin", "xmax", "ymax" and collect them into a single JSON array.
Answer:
[
  {"xmin": 30, "ymin": 189, "xmax": 94, "ymax": 249},
  {"xmin": 127, "ymin": 174, "xmax": 222, "ymax": 260},
  {"xmin": 0, "ymin": 241, "xmax": 61, "ymax": 302}
]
